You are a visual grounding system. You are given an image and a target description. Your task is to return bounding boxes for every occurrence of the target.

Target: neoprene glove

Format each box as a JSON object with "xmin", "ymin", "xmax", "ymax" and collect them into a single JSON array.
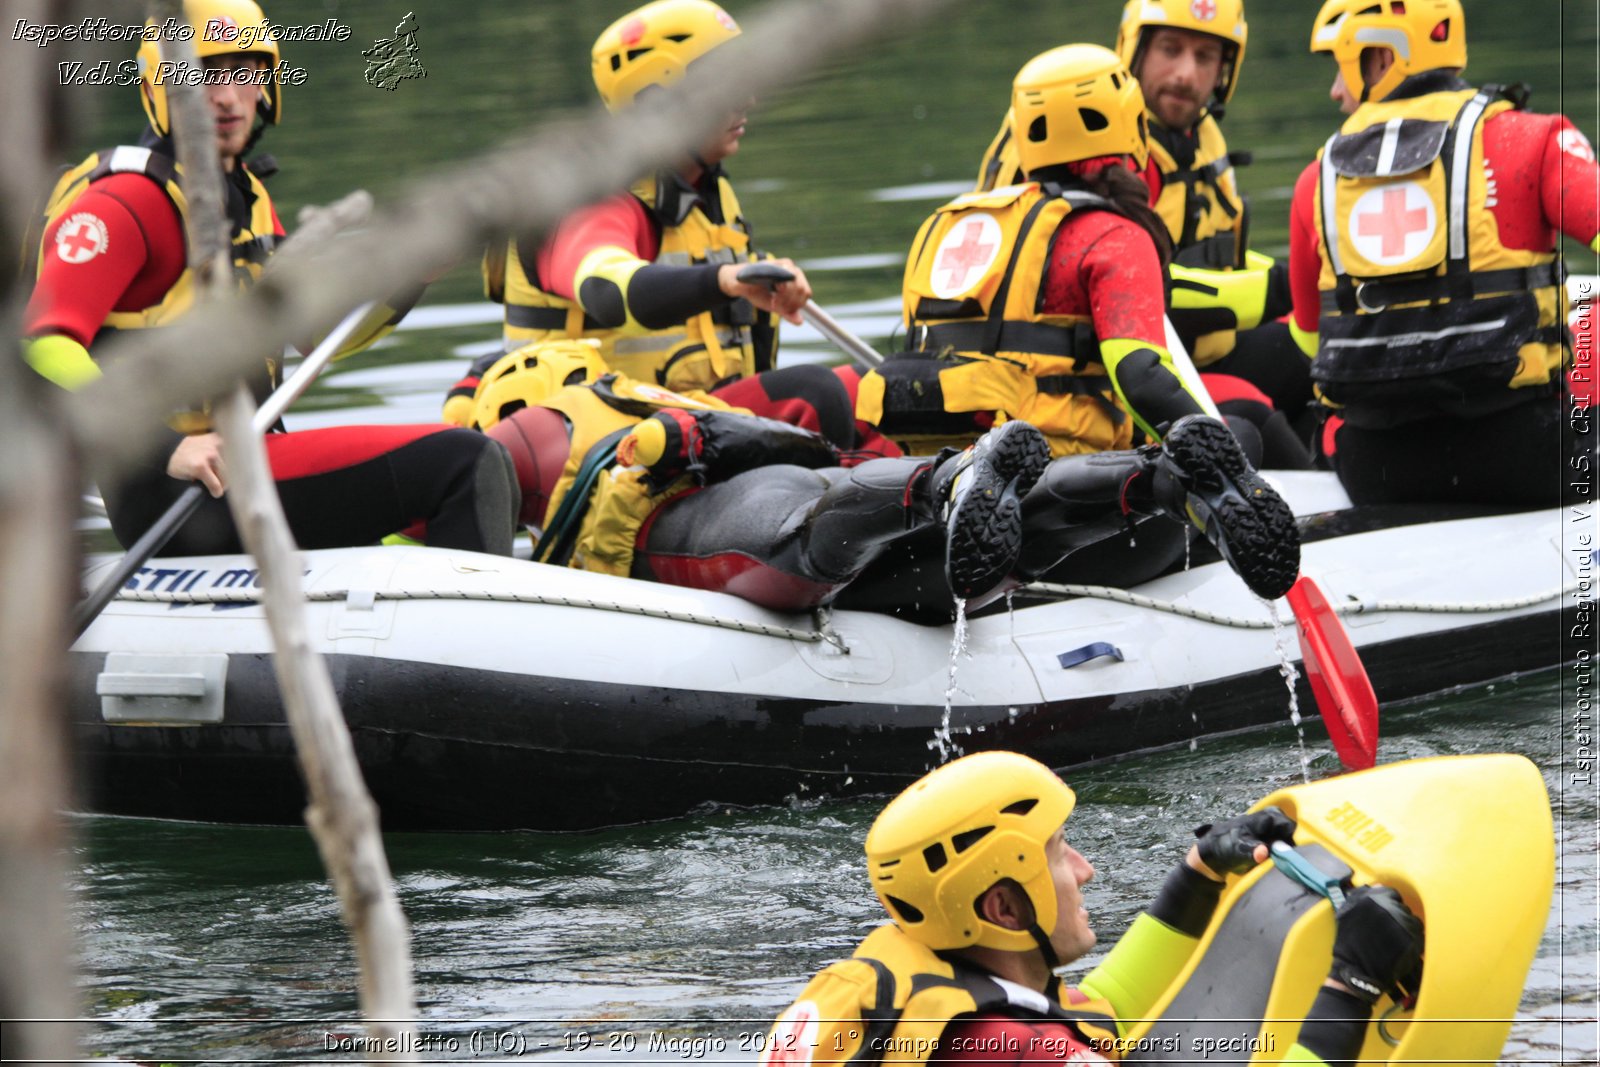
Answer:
[
  {"xmin": 1330, "ymin": 885, "xmax": 1425, "ymax": 1005},
  {"xmin": 1193, "ymin": 806, "xmax": 1297, "ymax": 875}
]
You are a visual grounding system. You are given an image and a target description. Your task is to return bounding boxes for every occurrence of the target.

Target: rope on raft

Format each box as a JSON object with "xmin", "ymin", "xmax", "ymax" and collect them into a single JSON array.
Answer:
[{"xmin": 105, "ymin": 578, "xmax": 1576, "ymax": 639}]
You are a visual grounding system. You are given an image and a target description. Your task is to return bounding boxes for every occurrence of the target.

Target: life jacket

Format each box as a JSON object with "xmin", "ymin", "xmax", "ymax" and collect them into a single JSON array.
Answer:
[
  {"xmin": 1148, "ymin": 115, "xmax": 1251, "ymax": 367},
  {"xmin": 860, "ymin": 183, "xmax": 1129, "ymax": 458},
  {"xmin": 35, "ymin": 143, "xmax": 281, "ymax": 430},
  {"xmin": 533, "ymin": 375, "xmax": 738, "ymax": 576},
  {"xmin": 1148, "ymin": 115, "xmax": 1247, "ymax": 272},
  {"xmin": 482, "ymin": 169, "xmax": 772, "ymax": 394},
  {"xmin": 1311, "ymin": 81, "xmax": 1569, "ymax": 421},
  {"xmin": 759, "ymin": 924, "xmax": 1121, "ymax": 1067}
]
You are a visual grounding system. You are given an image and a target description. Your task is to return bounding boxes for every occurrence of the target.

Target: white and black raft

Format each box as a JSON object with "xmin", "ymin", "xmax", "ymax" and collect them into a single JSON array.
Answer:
[{"xmin": 67, "ymin": 471, "xmax": 1581, "ymax": 831}]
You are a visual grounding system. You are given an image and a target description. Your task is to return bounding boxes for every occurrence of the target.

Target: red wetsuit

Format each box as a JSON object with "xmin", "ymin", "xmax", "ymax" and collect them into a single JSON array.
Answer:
[
  {"xmin": 26, "ymin": 145, "xmax": 518, "ymax": 556},
  {"xmin": 456, "ymin": 180, "xmax": 888, "ymax": 456},
  {"xmin": 1288, "ymin": 98, "xmax": 1600, "ymax": 504},
  {"xmin": 932, "ymin": 1015, "xmax": 1109, "ymax": 1065}
]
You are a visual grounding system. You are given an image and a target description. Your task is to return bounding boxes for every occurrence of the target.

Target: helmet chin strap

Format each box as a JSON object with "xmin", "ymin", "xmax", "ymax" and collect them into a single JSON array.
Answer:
[{"xmin": 1027, "ymin": 921, "xmax": 1063, "ymax": 1000}]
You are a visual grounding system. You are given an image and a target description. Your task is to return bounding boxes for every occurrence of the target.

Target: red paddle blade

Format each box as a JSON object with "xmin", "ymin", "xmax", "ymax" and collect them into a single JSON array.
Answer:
[{"xmin": 1286, "ymin": 575, "xmax": 1379, "ymax": 770}]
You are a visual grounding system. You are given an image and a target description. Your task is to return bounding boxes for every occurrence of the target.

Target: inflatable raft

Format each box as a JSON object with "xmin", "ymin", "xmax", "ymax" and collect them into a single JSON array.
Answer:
[{"xmin": 67, "ymin": 472, "xmax": 1579, "ymax": 830}]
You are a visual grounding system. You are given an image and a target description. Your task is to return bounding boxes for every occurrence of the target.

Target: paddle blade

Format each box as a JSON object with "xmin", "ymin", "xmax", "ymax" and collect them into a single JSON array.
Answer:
[{"xmin": 1286, "ymin": 575, "xmax": 1379, "ymax": 770}]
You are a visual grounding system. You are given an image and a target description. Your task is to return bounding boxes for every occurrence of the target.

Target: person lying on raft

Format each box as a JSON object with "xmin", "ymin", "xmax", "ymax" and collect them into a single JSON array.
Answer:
[
  {"xmin": 472, "ymin": 340, "xmax": 1048, "ymax": 611},
  {"xmin": 974, "ymin": 1, "xmax": 1314, "ymax": 468},
  {"xmin": 1290, "ymin": 0, "xmax": 1600, "ymax": 506},
  {"xmin": 857, "ymin": 45, "xmax": 1301, "ymax": 600},
  {"xmin": 761, "ymin": 750, "xmax": 1424, "ymax": 1066},
  {"xmin": 444, "ymin": 0, "xmax": 892, "ymax": 459}
]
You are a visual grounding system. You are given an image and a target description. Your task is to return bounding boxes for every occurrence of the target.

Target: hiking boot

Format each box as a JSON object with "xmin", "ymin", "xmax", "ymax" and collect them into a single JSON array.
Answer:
[
  {"xmin": 1146, "ymin": 415, "xmax": 1301, "ymax": 600},
  {"xmin": 928, "ymin": 421, "xmax": 1052, "ymax": 600}
]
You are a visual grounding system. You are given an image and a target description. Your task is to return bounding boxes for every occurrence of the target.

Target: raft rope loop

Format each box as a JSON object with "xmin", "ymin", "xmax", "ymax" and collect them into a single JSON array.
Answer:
[{"xmin": 105, "ymin": 577, "xmax": 1576, "ymax": 642}]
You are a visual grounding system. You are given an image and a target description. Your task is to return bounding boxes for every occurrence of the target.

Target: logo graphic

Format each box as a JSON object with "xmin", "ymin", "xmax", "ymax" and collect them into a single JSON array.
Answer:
[
  {"xmin": 619, "ymin": 16, "xmax": 647, "ymax": 46},
  {"xmin": 205, "ymin": 15, "xmax": 239, "ymax": 39},
  {"xmin": 1350, "ymin": 182, "xmax": 1436, "ymax": 266},
  {"xmin": 1559, "ymin": 128, "xmax": 1596, "ymax": 164},
  {"xmin": 762, "ymin": 1000, "xmax": 819, "ymax": 1067},
  {"xmin": 930, "ymin": 213, "xmax": 1002, "ymax": 299},
  {"xmin": 1190, "ymin": 0, "xmax": 1218, "ymax": 21},
  {"xmin": 56, "ymin": 213, "xmax": 109, "ymax": 264},
  {"xmin": 363, "ymin": 12, "xmax": 426, "ymax": 91}
]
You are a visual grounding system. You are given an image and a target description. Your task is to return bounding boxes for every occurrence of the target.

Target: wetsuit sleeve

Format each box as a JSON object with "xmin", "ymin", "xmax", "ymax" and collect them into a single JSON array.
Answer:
[
  {"xmin": 23, "ymin": 176, "xmax": 182, "ymax": 349},
  {"xmin": 1077, "ymin": 218, "xmax": 1208, "ymax": 438},
  {"xmin": 1077, "ymin": 913, "xmax": 1201, "ymax": 1036},
  {"xmin": 538, "ymin": 193, "xmax": 728, "ymax": 333},
  {"xmin": 1537, "ymin": 116, "xmax": 1600, "ymax": 245},
  {"xmin": 1287, "ymin": 161, "xmax": 1324, "ymax": 356}
]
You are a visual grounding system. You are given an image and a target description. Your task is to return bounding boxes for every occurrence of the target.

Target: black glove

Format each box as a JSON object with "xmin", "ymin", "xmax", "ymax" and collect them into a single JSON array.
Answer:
[
  {"xmin": 1193, "ymin": 806, "xmax": 1297, "ymax": 876},
  {"xmin": 1331, "ymin": 885, "xmax": 1425, "ymax": 1005}
]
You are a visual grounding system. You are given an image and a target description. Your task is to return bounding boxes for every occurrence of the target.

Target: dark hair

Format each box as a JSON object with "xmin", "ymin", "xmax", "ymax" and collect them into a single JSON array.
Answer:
[{"xmin": 1084, "ymin": 163, "xmax": 1173, "ymax": 269}]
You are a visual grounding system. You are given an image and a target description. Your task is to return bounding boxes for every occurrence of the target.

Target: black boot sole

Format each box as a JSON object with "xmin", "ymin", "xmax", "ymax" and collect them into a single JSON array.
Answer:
[
  {"xmin": 1163, "ymin": 416, "xmax": 1302, "ymax": 600},
  {"xmin": 946, "ymin": 422, "xmax": 1052, "ymax": 600}
]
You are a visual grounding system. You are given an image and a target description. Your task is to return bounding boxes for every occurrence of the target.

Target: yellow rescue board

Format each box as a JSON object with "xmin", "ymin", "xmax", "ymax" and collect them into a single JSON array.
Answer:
[{"xmin": 1123, "ymin": 754, "xmax": 1553, "ymax": 1064}]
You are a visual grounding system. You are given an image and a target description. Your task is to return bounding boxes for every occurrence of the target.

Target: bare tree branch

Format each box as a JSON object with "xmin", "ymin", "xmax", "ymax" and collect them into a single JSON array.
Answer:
[{"xmin": 68, "ymin": 0, "xmax": 955, "ymax": 485}]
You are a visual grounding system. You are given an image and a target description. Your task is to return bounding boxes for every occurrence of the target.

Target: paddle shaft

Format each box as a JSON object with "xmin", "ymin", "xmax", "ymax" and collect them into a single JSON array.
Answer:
[
  {"xmin": 71, "ymin": 303, "xmax": 376, "ymax": 639},
  {"xmin": 800, "ymin": 300, "xmax": 882, "ymax": 369}
]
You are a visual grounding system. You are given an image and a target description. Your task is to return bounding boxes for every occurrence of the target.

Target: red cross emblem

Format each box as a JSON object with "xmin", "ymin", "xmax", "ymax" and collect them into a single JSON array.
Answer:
[
  {"xmin": 1353, "ymin": 185, "xmax": 1434, "ymax": 262},
  {"xmin": 933, "ymin": 216, "xmax": 1000, "ymax": 296},
  {"xmin": 55, "ymin": 213, "xmax": 108, "ymax": 265},
  {"xmin": 619, "ymin": 16, "xmax": 646, "ymax": 46},
  {"xmin": 206, "ymin": 15, "xmax": 239, "ymax": 41},
  {"xmin": 1190, "ymin": 0, "xmax": 1217, "ymax": 21},
  {"xmin": 763, "ymin": 1001, "xmax": 818, "ymax": 1067}
]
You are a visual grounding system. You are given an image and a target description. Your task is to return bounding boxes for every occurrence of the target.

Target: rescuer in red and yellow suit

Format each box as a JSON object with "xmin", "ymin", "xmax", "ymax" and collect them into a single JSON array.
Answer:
[
  {"xmin": 860, "ymin": 45, "xmax": 1300, "ymax": 602},
  {"xmin": 446, "ymin": 0, "xmax": 892, "ymax": 459},
  {"xmin": 23, "ymin": 0, "xmax": 520, "ymax": 557},
  {"xmin": 1289, "ymin": 0, "xmax": 1599, "ymax": 506},
  {"xmin": 760, "ymin": 752, "xmax": 1425, "ymax": 1067}
]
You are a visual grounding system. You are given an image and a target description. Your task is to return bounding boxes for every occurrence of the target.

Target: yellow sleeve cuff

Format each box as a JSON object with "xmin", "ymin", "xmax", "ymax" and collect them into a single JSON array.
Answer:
[
  {"xmin": 575, "ymin": 245, "xmax": 650, "ymax": 333},
  {"xmin": 1168, "ymin": 263, "xmax": 1271, "ymax": 330},
  {"xmin": 1289, "ymin": 319, "xmax": 1319, "ymax": 359},
  {"xmin": 1081, "ymin": 913, "xmax": 1202, "ymax": 1036},
  {"xmin": 1590, "ymin": 234, "xmax": 1600, "ymax": 254},
  {"xmin": 1099, "ymin": 336, "xmax": 1210, "ymax": 440},
  {"xmin": 1244, "ymin": 249, "xmax": 1276, "ymax": 271},
  {"xmin": 22, "ymin": 334, "xmax": 101, "ymax": 390}
]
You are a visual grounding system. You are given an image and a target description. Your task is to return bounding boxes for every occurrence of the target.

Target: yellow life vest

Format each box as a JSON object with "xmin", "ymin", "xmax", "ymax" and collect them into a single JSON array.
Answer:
[
  {"xmin": 759, "ymin": 924, "xmax": 1121, "ymax": 1067},
  {"xmin": 860, "ymin": 183, "xmax": 1129, "ymax": 458},
  {"xmin": 35, "ymin": 144, "xmax": 280, "ymax": 430},
  {"xmin": 1311, "ymin": 84, "xmax": 1569, "ymax": 418},
  {"xmin": 533, "ymin": 375, "xmax": 738, "ymax": 576},
  {"xmin": 1148, "ymin": 114, "xmax": 1246, "ymax": 271},
  {"xmin": 483, "ymin": 170, "xmax": 770, "ymax": 393}
]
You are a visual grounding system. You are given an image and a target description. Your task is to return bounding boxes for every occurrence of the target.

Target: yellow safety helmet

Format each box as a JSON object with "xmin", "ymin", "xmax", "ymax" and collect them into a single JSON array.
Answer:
[
  {"xmin": 591, "ymin": 0, "xmax": 742, "ymax": 112},
  {"xmin": 1310, "ymin": 0, "xmax": 1466, "ymax": 105},
  {"xmin": 137, "ymin": 0, "xmax": 283, "ymax": 139},
  {"xmin": 865, "ymin": 751, "xmax": 1076, "ymax": 953},
  {"xmin": 1012, "ymin": 44, "xmax": 1150, "ymax": 178},
  {"xmin": 1115, "ymin": 0, "xmax": 1249, "ymax": 105},
  {"xmin": 471, "ymin": 340, "xmax": 610, "ymax": 430}
]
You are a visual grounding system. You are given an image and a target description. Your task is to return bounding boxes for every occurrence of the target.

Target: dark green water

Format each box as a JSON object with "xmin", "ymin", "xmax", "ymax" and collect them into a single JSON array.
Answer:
[
  {"xmin": 54, "ymin": 0, "xmax": 1598, "ymax": 1061},
  {"xmin": 73, "ymin": 671, "xmax": 1595, "ymax": 1062}
]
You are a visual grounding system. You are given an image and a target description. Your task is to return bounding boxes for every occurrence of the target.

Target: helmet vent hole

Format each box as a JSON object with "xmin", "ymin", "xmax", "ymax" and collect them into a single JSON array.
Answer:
[
  {"xmin": 1027, "ymin": 116, "xmax": 1048, "ymax": 144},
  {"xmin": 497, "ymin": 400, "xmax": 527, "ymax": 422},
  {"xmin": 1430, "ymin": 18, "xmax": 1449, "ymax": 41},
  {"xmin": 1110, "ymin": 72, "xmax": 1122, "ymax": 89},
  {"xmin": 664, "ymin": 33, "xmax": 692, "ymax": 43},
  {"xmin": 562, "ymin": 368, "xmax": 589, "ymax": 386},
  {"xmin": 1079, "ymin": 108, "xmax": 1109, "ymax": 133},
  {"xmin": 885, "ymin": 896, "xmax": 924, "ymax": 924},
  {"xmin": 951, "ymin": 826, "xmax": 993, "ymax": 853},
  {"xmin": 922, "ymin": 843, "xmax": 948, "ymax": 872},
  {"xmin": 627, "ymin": 47, "xmax": 652, "ymax": 61},
  {"xmin": 1000, "ymin": 799, "xmax": 1038, "ymax": 817},
  {"xmin": 610, "ymin": 55, "xmax": 622, "ymax": 72}
]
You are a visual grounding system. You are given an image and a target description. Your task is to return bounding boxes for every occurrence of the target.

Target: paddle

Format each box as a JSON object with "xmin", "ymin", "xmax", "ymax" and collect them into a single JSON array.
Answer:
[
  {"xmin": 1286, "ymin": 575, "xmax": 1378, "ymax": 770},
  {"xmin": 71, "ymin": 302, "xmax": 378, "ymax": 639},
  {"xmin": 735, "ymin": 263, "xmax": 883, "ymax": 368}
]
